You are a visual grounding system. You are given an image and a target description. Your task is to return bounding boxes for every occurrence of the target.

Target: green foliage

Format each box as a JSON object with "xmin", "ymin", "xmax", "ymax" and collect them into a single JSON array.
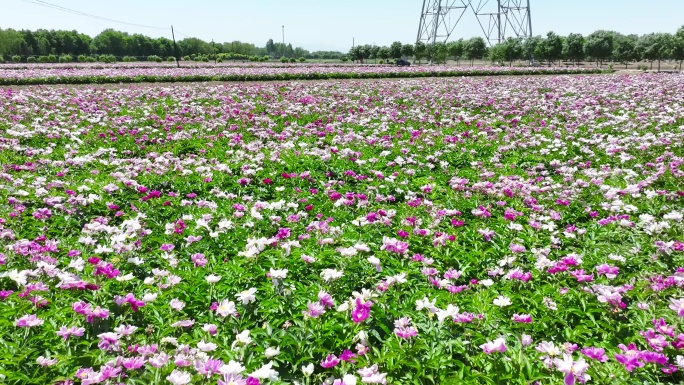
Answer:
[
  {"xmin": 544, "ymin": 32, "xmax": 564, "ymax": 64},
  {"xmin": 447, "ymin": 39, "xmax": 465, "ymax": 63},
  {"xmin": 464, "ymin": 37, "xmax": 488, "ymax": 64},
  {"xmin": 401, "ymin": 43, "xmax": 414, "ymax": 59},
  {"xmin": 563, "ymin": 33, "xmax": 585, "ymax": 64},
  {"xmin": 613, "ymin": 34, "xmax": 639, "ymax": 67},
  {"xmin": 98, "ymin": 54, "xmax": 116, "ymax": 63},
  {"xmin": 58, "ymin": 54, "xmax": 72, "ymax": 63},
  {"xmin": 414, "ymin": 41, "xmax": 426, "ymax": 63},
  {"xmin": 584, "ymin": 30, "xmax": 615, "ymax": 65},
  {"xmin": 636, "ymin": 33, "xmax": 674, "ymax": 70},
  {"xmin": 390, "ymin": 41, "xmax": 403, "ymax": 59},
  {"xmin": 11, "ymin": 55, "xmax": 21, "ymax": 62},
  {"xmin": 0, "ymin": 67, "xmax": 608, "ymax": 86},
  {"xmin": 491, "ymin": 38, "xmax": 523, "ymax": 65}
]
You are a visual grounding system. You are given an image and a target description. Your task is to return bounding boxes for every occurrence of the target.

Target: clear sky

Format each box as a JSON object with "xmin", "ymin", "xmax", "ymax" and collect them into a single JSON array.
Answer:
[{"xmin": 3, "ymin": 0, "xmax": 683, "ymax": 51}]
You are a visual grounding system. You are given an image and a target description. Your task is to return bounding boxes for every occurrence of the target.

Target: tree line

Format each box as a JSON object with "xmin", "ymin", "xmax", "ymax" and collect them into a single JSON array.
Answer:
[
  {"xmin": 0, "ymin": 28, "xmax": 345, "ymax": 62},
  {"xmin": 350, "ymin": 27, "xmax": 684, "ymax": 70}
]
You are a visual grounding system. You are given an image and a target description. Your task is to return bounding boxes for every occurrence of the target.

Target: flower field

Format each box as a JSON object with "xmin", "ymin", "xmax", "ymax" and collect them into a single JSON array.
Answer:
[
  {"xmin": 0, "ymin": 64, "xmax": 605, "ymax": 85},
  {"xmin": 0, "ymin": 73, "xmax": 683, "ymax": 385}
]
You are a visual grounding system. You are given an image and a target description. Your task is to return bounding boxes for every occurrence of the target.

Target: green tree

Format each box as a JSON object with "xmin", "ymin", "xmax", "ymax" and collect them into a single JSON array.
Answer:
[
  {"xmin": 369, "ymin": 45, "xmax": 380, "ymax": 63},
  {"xmin": 562, "ymin": 33, "xmax": 585, "ymax": 65},
  {"xmin": 534, "ymin": 37, "xmax": 550, "ymax": 65},
  {"xmin": 401, "ymin": 43, "xmax": 414, "ymax": 60},
  {"xmin": 489, "ymin": 42, "xmax": 506, "ymax": 64},
  {"xmin": 464, "ymin": 37, "xmax": 487, "ymax": 66},
  {"xmin": 523, "ymin": 35, "xmax": 543, "ymax": 64},
  {"xmin": 414, "ymin": 41, "xmax": 426, "ymax": 63},
  {"xmin": 636, "ymin": 33, "xmax": 673, "ymax": 72},
  {"xmin": 613, "ymin": 34, "xmax": 638, "ymax": 69},
  {"xmin": 432, "ymin": 42, "xmax": 448, "ymax": 64},
  {"xmin": 91, "ymin": 29, "xmax": 129, "ymax": 56},
  {"xmin": 0, "ymin": 28, "xmax": 24, "ymax": 57},
  {"xmin": 584, "ymin": 30, "xmax": 615, "ymax": 67},
  {"xmin": 502, "ymin": 37, "xmax": 523, "ymax": 66},
  {"xmin": 389, "ymin": 41, "xmax": 403, "ymax": 59},
  {"xmin": 673, "ymin": 26, "xmax": 684, "ymax": 70},
  {"xmin": 266, "ymin": 39, "xmax": 276, "ymax": 57},
  {"xmin": 377, "ymin": 46, "xmax": 390, "ymax": 63},
  {"xmin": 447, "ymin": 39, "xmax": 464, "ymax": 65},
  {"xmin": 545, "ymin": 32, "xmax": 564, "ymax": 65}
]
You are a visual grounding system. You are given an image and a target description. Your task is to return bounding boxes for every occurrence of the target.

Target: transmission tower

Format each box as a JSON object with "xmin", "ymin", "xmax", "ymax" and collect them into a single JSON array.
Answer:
[{"xmin": 416, "ymin": 0, "xmax": 532, "ymax": 46}]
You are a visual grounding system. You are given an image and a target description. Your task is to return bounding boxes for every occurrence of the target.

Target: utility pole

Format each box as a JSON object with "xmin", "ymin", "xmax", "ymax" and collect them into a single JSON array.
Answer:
[
  {"xmin": 527, "ymin": 0, "xmax": 533, "ymax": 36},
  {"xmin": 497, "ymin": 0, "xmax": 502, "ymax": 43},
  {"xmin": 171, "ymin": 25, "xmax": 180, "ymax": 68},
  {"xmin": 282, "ymin": 25, "xmax": 285, "ymax": 57}
]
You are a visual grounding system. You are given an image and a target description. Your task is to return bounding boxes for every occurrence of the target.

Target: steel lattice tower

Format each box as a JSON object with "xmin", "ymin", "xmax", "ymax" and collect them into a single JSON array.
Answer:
[{"xmin": 416, "ymin": 0, "xmax": 532, "ymax": 45}]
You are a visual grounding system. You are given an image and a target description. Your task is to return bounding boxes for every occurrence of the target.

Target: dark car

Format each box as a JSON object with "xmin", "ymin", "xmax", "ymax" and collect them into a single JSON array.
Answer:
[{"xmin": 396, "ymin": 59, "xmax": 411, "ymax": 67}]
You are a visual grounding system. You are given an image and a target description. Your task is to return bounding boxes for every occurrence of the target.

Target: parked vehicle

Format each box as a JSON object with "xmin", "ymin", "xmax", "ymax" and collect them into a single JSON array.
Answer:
[{"xmin": 395, "ymin": 59, "xmax": 411, "ymax": 67}]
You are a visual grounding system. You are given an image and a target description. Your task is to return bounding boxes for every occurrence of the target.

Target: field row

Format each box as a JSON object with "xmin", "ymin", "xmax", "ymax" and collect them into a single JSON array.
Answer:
[
  {"xmin": 0, "ymin": 74, "xmax": 683, "ymax": 384},
  {"xmin": 0, "ymin": 65, "xmax": 606, "ymax": 85}
]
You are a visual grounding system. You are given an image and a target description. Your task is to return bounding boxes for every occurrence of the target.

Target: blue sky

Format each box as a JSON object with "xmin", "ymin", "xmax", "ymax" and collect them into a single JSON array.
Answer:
[{"xmin": 3, "ymin": 0, "xmax": 683, "ymax": 51}]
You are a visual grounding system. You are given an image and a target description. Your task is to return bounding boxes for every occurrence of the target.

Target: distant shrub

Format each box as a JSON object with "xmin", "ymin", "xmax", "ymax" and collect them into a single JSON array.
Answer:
[
  {"xmin": 378, "ymin": 60, "xmax": 384, "ymax": 64},
  {"xmin": 27, "ymin": 56, "xmax": 36, "ymax": 63},
  {"xmin": 77, "ymin": 55, "xmax": 87, "ymax": 62},
  {"xmin": 217, "ymin": 58, "xmax": 223, "ymax": 63},
  {"xmin": 341, "ymin": 56, "xmax": 349, "ymax": 63},
  {"xmin": 38, "ymin": 56, "xmax": 49, "ymax": 63},
  {"xmin": 59, "ymin": 55, "xmax": 73, "ymax": 63},
  {"xmin": 12, "ymin": 55, "xmax": 21, "ymax": 63},
  {"xmin": 86, "ymin": 56, "xmax": 97, "ymax": 62},
  {"xmin": 98, "ymin": 54, "xmax": 116, "ymax": 63},
  {"xmin": 298, "ymin": 57, "xmax": 306, "ymax": 62},
  {"xmin": 280, "ymin": 57, "xmax": 288, "ymax": 63},
  {"xmin": 167, "ymin": 57, "xmax": 176, "ymax": 62},
  {"xmin": 289, "ymin": 57, "xmax": 296, "ymax": 63}
]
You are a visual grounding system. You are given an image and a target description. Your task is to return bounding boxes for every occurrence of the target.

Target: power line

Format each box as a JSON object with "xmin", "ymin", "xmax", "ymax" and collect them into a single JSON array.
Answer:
[{"xmin": 21, "ymin": 0, "xmax": 169, "ymax": 31}]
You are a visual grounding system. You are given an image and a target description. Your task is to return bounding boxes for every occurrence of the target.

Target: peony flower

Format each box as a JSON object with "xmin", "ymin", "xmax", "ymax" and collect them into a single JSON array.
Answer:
[
  {"xmin": 220, "ymin": 360, "xmax": 246, "ymax": 375},
  {"xmin": 493, "ymin": 295, "xmax": 512, "ymax": 307},
  {"xmin": 265, "ymin": 346, "xmax": 280, "ymax": 358},
  {"xmin": 197, "ymin": 340, "xmax": 217, "ymax": 352},
  {"xmin": 16, "ymin": 314, "xmax": 43, "ymax": 327},
  {"xmin": 216, "ymin": 299, "xmax": 237, "ymax": 317},
  {"xmin": 554, "ymin": 354, "xmax": 589, "ymax": 385},
  {"xmin": 321, "ymin": 354, "xmax": 340, "ymax": 368},
  {"xmin": 166, "ymin": 369, "xmax": 191, "ymax": 385},
  {"xmin": 302, "ymin": 363, "xmax": 315, "ymax": 376},
  {"xmin": 250, "ymin": 361, "xmax": 278, "ymax": 381},
  {"xmin": 236, "ymin": 288, "xmax": 257, "ymax": 305},
  {"xmin": 303, "ymin": 301, "xmax": 326, "ymax": 318},
  {"xmin": 480, "ymin": 338, "xmax": 507, "ymax": 354}
]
